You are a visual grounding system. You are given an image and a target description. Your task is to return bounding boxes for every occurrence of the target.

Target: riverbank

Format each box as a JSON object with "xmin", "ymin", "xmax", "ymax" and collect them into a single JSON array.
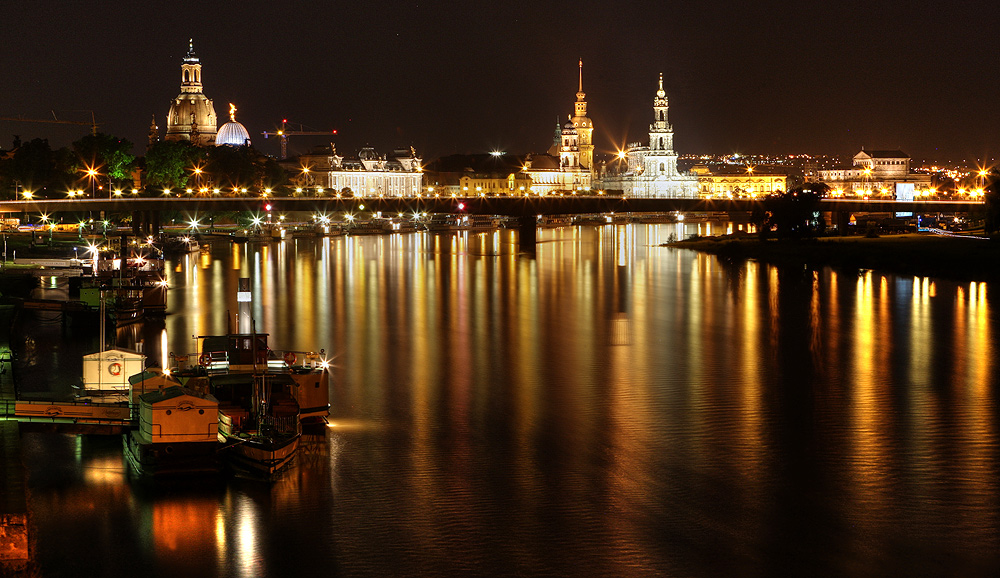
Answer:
[{"xmin": 668, "ymin": 233, "xmax": 1000, "ymax": 281}]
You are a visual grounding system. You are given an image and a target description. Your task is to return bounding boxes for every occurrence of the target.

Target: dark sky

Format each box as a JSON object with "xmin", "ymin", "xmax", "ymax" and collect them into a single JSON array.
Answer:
[{"xmin": 2, "ymin": 1, "xmax": 996, "ymax": 164}]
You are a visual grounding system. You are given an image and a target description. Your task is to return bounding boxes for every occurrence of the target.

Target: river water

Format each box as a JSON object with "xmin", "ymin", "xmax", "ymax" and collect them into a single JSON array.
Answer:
[{"xmin": 15, "ymin": 225, "xmax": 1000, "ymax": 577}]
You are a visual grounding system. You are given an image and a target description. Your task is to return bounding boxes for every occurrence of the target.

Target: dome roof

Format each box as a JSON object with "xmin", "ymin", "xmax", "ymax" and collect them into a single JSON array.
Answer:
[
  {"xmin": 215, "ymin": 103, "xmax": 250, "ymax": 146},
  {"xmin": 166, "ymin": 93, "xmax": 218, "ymax": 144},
  {"xmin": 216, "ymin": 120, "xmax": 251, "ymax": 146}
]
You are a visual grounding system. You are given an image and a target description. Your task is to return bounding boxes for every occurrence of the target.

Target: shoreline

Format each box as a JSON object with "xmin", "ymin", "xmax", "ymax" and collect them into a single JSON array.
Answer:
[{"xmin": 667, "ymin": 233, "xmax": 1000, "ymax": 282}]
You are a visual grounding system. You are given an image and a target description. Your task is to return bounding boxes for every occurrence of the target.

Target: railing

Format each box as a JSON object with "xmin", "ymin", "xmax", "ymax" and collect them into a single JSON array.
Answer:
[{"xmin": 170, "ymin": 350, "xmax": 327, "ymax": 374}]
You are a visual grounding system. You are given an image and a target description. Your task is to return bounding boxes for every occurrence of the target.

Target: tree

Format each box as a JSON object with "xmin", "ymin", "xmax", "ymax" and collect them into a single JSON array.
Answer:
[
  {"xmin": 761, "ymin": 182, "xmax": 829, "ymax": 240},
  {"xmin": 0, "ymin": 138, "xmax": 77, "ymax": 198},
  {"xmin": 205, "ymin": 145, "xmax": 286, "ymax": 194},
  {"xmin": 71, "ymin": 133, "xmax": 136, "ymax": 189},
  {"xmin": 144, "ymin": 140, "xmax": 205, "ymax": 190}
]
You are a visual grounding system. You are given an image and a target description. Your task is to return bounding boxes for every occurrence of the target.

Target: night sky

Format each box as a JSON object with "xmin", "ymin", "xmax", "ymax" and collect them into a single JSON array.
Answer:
[{"xmin": 2, "ymin": 1, "xmax": 996, "ymax": 163}]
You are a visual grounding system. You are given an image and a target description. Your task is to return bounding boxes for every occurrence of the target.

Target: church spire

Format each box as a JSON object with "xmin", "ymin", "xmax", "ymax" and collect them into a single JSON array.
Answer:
[
  {"xmin": 576, "ymin": 59, "xmax": 585, "ymax": 101},
  {"xmin": 148, "ymin": 114, "xmax": 160, "ymax": 149},
  {"xmin": 184, "ymin": 38, "xmax": 199, "ymax": 62}
]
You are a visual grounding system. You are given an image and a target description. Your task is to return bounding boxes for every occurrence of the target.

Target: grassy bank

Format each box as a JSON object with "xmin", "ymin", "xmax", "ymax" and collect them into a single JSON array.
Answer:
[{"xmin": 668, "ymin": 233, "xmax": 1000, "ymax": 281}]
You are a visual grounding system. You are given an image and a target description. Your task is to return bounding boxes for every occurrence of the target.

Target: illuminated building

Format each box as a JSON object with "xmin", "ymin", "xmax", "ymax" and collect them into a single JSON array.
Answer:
[
  {"xmin": 522, "ymin": 61, "xmax": 594, "ymax": 194},
  {"xmin": 691, "ymin": 165, "xmax": 789, "ymax": 197},
  {"xmin": 290, "ymin": 145, "xmax": 423, "ymax": 197},
  {"xmin": 816, "ymin": 149, "xmax": 932, "ymax": 198},
  {"xmin": 423, "ymin": 153, "xmax": 533, "ymax": 196},
  {"xmin": 599, "ymin": 74, "xmax": 698, "ymax": 198},
  {"xmin": 165, "ymin": 39, "xmax": 218, "ymax": 146},
  {"xmin": 215, "ymin": 104, "xmax": 251, "ymax": 147}
]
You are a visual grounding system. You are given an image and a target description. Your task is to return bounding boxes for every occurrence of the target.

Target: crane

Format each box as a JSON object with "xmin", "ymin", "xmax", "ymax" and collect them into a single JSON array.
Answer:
[
  {"xmin": 262, "ymin": 119, "xmax": 337, "ymax": 159},
  {"xmin": 0, "ymin": 110, "xmax": 101, "ymax": 135}
]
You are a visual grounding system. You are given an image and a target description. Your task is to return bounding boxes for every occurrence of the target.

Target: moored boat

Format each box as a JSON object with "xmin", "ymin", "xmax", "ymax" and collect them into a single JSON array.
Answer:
[{"xmin": 123, "ymin": 382, "xmax": 222, "ymax": 479}]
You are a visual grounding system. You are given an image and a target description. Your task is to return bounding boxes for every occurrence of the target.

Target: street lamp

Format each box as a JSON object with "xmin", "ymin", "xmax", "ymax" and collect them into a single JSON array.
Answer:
[{"xmin": 85, "ymin": 167, "xmax": 99, "ymax": 198}]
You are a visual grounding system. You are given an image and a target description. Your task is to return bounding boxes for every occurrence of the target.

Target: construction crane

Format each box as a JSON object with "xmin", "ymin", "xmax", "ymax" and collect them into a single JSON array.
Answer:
[
  {"xmin": 0, "ymin": 110, "xmax": 101, "ymax": 135},
  {"xmin": 262, "ymin": 119, "xmax": 337, "ymax": 160}
]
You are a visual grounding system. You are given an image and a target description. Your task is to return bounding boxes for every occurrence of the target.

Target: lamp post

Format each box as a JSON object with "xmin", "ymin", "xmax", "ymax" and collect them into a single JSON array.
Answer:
[{"xmin": 86, "ymin": 167, "xmax": 98, "ymax": 198}]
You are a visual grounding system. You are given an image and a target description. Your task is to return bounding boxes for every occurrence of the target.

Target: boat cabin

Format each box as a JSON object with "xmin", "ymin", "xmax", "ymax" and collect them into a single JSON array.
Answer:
[
  {"xmin": 137, "ymin": 386, "xmax": 219, "ymax": 444},
  {"xmin": 82, "ymin": 348, "xmax": 146, "ymax": 390},
  {"xmin": 200, "ymin": 333, "xmax": 278, "ymax": 372}
]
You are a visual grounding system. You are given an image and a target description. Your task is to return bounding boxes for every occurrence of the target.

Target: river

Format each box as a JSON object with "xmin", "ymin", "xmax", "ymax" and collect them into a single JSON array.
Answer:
[{"xmin": 15, "ymin": 224, "xmax": 1000, "ymax": 577}]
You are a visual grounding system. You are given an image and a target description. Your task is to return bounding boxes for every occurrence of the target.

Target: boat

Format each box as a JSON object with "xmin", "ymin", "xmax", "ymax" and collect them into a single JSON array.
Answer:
[
  {"xmin": 216, "ymin": 372, "xmax": 301, "ymax": 477},
  {"xmin": 123, "ymin": 379, "xmax": 223, "ymax": 479},
  {"xmin": 167, "ymin": 278, "xmax": 331, "ymax": 478},
  {"xmin": 160, "ymin": 234, "xmax": 203, "ymax": 254}
]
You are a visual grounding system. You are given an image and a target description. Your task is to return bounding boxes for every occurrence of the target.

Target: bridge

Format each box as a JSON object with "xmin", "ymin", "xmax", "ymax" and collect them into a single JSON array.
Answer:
[{"xmin": 0, "ymin": 196, "xmax": 984, "ymax": 249}]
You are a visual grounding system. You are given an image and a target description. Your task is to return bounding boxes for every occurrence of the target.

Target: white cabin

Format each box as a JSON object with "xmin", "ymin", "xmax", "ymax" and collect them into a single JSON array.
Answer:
[{"xmin": 82, "ymin": 348, "xmax": 145, "ymax": 390}]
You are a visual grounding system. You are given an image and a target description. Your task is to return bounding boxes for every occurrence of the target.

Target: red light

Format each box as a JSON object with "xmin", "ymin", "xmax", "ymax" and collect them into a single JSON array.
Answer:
[
  {"xmin": 282, "ymin": 119, "xmax": 287, "ymax": 124},
  {"xmin": 457, "ymin": 203, "xmax": 465, "ymax": 210},
  {"xmin": 265, "ymin": 204, "xmax": 272, "ymax": 211},
  {"xmin": 332, "ymin": 130, "xmax": 338, "ymax": 135}
]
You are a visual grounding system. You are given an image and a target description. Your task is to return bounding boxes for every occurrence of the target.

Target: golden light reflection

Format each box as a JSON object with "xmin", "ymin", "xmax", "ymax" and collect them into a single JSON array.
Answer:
[
  {"xmin": 152, "ymin": 498, "xmax": 219, "ymax": 563},
  {"xmin": 848, "ymin": 270, "xmax": 892, "ymax": 534}
]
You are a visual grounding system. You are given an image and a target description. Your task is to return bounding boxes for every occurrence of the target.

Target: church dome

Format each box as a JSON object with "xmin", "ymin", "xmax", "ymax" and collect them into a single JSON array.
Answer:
[
  {"xmin": 165, "ymin": 40, "xmax": 217, "ymax": 146},
  {"xmin": 216, "ymin": 104, "xmax": 251, "ymax": 146}
]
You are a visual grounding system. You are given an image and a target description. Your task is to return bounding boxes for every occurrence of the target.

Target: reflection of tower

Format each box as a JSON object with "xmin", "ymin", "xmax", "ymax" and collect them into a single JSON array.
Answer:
[
  {"xmin": 610, "ymin": 226, "xmax": 632, "ymax": 346},
  {"xmin": 238, "ymin": 278, "xmax": 252, "ymax": 334}
]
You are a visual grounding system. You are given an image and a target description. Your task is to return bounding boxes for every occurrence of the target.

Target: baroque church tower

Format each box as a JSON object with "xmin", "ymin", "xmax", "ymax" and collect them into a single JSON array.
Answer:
[
  {"xmin": 165, "ymin": 39, "xmax": 218, "ymax": 146},
  {"xmin": 558, "ymin": 60, "xmax": 594, "ymax": 174},
  {"xmin": 642, "ymin": 73, "xmax": 678, "ymax": 178},
  {"xmin": 571, "ymin": 60, "xmax": 593, "ymax": 172}
]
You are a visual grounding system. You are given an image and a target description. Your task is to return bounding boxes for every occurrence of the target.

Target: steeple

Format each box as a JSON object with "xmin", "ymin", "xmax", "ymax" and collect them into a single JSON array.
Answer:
[
  {"xmin": 653, "ymin": 72, "xmax": 669, "ymax": 123},
  {"xmin": 646, "ymin": 73, "xmax": 676, "ymax": 165},
  {"xmin": 180, "ymin": 38, "xmax": 204, "ymax": 93},
  {"xmin": 148, "ymin": 114, "xmax": 160, "ymax": 149},
  {"xmin": 184, "ymin": 38, "xmax": 198, "ymax": 62},
  {"xmin": 569, "ymin": 59, "xmax": 593, "ymax": 172}
]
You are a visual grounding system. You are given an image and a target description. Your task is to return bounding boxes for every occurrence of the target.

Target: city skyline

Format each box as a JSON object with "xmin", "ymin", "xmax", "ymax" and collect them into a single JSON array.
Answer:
[{"xmin": 1, "ymin": 1, "xmax": 996, "ymax": 163}]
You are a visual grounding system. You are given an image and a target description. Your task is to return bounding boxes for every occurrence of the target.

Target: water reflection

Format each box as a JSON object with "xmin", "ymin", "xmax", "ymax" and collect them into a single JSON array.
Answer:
[{"xmin": 18, "ymin": 225, "xmax": 1000, "ymax": 576}]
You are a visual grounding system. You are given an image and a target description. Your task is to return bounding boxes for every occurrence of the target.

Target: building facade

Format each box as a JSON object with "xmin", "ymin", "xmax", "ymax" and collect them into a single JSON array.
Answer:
[
  {"xmin": 815, "ymin": 150, "xmax": 932, "ymax": 198},
  {"xmin": 599, "ymin": 74, "xmax": 698, "ymax": 198},
  {"xmin": 290, "ymin": 145, "xmax": 423, "ymax": 197},
  {"xmin": 165, "ymin": 40, "xmax": 218, "ymax": 146},
  {"xmin": 691, "ymin": 165, "xmax": 788, "ymax": 197}
]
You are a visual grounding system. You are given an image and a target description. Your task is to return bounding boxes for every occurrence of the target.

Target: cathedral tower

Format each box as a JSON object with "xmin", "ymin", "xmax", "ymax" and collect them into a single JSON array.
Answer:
[
  {"xmin": 165, "ymin": 39, "xmax": 218, "ymax": 146},
  {"xmin": 643, "ymin": 73, "xmax": 678, "ymax": 178},
  {"xmin": 570, "ymin": 59, "xmax": 594, "ymax": 172}
]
